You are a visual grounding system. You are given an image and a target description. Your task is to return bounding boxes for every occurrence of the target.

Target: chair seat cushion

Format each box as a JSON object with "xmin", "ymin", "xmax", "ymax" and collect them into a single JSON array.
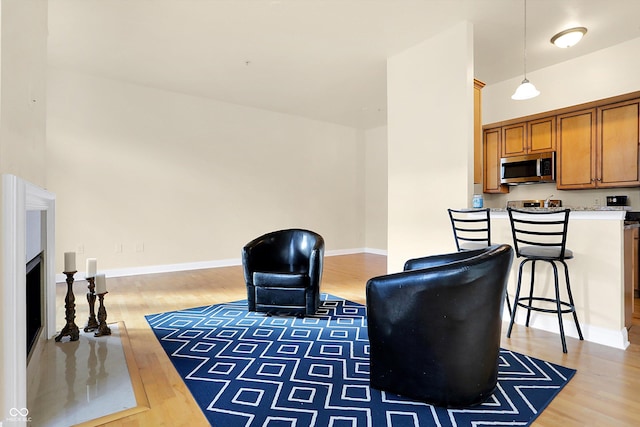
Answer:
[
  {"xmin": 519, "ymin": 246, "xmax": 573, "ymax": 260},
  {"xmin": 253, "ymin": 271, "xmax": 310, "ymax": 288},
  {"xmin": 255, "ymin": 287, "xmax": 307, "ymax": 309},
  {"xmin": 458, "ymin": 242, "xmax": 490, "ymax": 251}
]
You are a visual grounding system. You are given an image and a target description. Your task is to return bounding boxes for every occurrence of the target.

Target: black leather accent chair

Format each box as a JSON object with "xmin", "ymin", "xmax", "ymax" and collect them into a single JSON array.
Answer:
[
  {"xmin": 242, "ymin": 229, "xmax": 324, "ymax": 317},
  {"xmin": 366, "ymin": 244, "xmax": 514, "ymax": 407}
]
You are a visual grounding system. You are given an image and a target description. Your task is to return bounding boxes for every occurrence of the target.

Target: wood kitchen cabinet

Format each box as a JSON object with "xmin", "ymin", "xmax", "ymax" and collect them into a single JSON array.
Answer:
[
  {"xmin": 483, "ymin": 90, "xmax": 640, "ymax": 192},
  {"xmin": 501, "ymin": 123, "xmax": 526, "ymax": 157},
  {"xmin": 473, "ymin": 79, "xmax": 485, "ymax": 184},
  {"xmin": 598, "ymin": 100, "xmax": 640, "ymax": 187},
  {"xmin": 528, "ymin": 116, "xmax": 556, "ymax": 154},
  {"xmin": 483, "ymin": 127, "xmax": 509, "ymax": 193},
  {"xmin": 557, "ymin": 100, "xmax": 640, "ymax": 189},
  {"xmin": 557, "ymin": 109, "xmax": 596, "ymax": 189},
  {"xmin": 500, "ymin": 116, "xmax": 556, "ymax": 157}
]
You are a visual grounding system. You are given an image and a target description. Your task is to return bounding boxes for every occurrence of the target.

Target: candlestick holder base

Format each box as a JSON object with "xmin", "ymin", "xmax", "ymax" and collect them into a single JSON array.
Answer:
[
  {"xmin": 55, "ymin": 271, "xmax": 80, "ymax": 342},
  {"xmin": 94, "ymin": 292, "xmax": 112, "ymax": 337},
  {"xmin": 84, "ymin": 276, "xmax": 99, "ymax": 332}
]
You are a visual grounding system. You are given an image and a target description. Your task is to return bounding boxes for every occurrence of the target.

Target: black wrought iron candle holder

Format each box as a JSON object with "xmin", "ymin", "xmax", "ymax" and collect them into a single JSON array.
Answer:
[
  {"xmin": 94, "ymin": 292, "xmax": 111, "ymax": 337},
  {"xmin": 84, "ymin": 276, "xmax": 99, "ymax": 332},
  {"xmin": 55, "ymin": 271, "xmax": 80, "ymax": 342}
]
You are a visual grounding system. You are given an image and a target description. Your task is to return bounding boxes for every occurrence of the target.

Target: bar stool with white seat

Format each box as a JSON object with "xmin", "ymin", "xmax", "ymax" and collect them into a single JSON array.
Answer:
[{"xmin": 505, "ymin": 207, "xmax": 584, "ymax": 353}]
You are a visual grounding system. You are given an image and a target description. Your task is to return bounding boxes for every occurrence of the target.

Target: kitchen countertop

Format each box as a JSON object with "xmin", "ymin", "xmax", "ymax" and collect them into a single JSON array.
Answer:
[{"xmin": 489, "ymin": 206, "xmax": 632, "ymax": 212}]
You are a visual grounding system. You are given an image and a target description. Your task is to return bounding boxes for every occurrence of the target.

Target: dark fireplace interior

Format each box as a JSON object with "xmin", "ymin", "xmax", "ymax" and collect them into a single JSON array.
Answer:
[{"xmin": 26, "ymin": 251, "xmax": 44, "ymax": 357}]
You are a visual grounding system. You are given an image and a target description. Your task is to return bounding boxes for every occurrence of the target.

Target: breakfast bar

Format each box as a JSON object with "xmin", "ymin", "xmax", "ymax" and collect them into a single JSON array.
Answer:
[{"xmin": 487, "ymin": 207, "xmax": 630, "ymax": 349}]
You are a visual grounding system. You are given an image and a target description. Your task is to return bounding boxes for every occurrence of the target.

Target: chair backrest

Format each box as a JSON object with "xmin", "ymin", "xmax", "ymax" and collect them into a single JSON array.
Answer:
[
  {"xmin": 243, "ymin": 228, "xmax": 324, "ymax": 271},
  {"xmin": 507, "ymin": 208, "xmax": 571, "ymax": 259},
  {"xmin": 447, "ymin": 208, "xmax": 491, "ymax": 251},
  {"xmin": 365, "ymin": 244, "xmax": 514, "ymax": 407}
]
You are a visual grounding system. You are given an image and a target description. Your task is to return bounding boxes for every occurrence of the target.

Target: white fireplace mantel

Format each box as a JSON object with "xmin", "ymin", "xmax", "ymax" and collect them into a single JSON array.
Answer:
[{"xmin": 2, "ymin": 174, "xmax": 55, "ymax": 425}]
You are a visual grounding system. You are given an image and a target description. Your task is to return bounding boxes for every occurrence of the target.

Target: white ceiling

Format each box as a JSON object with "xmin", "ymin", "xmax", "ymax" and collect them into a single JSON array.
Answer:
[{"xmin": 48, "ymin": 0, "xmax": 640, "ymax": 129}]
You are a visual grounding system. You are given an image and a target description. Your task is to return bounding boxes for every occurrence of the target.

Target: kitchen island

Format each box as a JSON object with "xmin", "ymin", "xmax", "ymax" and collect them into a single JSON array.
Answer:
[{"xmin": 487, "ymin": 207, "xmax": 629, "ymax": 350}]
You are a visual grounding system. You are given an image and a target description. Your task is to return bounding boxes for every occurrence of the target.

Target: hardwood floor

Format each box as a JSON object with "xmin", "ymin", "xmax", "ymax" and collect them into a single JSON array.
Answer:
[{"xmin": 57, "ymin": 254, "xmax": 640, "ymax": 426}]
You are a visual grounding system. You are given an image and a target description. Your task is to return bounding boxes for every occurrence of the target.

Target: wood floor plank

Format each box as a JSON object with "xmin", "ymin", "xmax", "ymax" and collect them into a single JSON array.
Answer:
[{"xmin": 56, "ymin": 253, "xmax": 640, "ymax": 426}]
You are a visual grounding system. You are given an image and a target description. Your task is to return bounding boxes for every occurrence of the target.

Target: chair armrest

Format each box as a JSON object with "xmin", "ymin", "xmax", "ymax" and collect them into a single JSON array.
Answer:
[{"xmin": 307, "ymin": 234, "xmax": 325, "ymax": 289}]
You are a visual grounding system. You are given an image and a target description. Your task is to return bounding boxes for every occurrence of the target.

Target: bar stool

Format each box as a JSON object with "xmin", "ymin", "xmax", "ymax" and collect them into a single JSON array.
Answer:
[
  {"xmin": 506, "ymin": 208, "xmax": 584, "ymax": 353},
  {"xmin": 448, "ymin": 208, "xmax": 511, "ymax": 314},
  {"xmin": 447, "ymin": 208, "xmax": 491, "ymax": 251}
]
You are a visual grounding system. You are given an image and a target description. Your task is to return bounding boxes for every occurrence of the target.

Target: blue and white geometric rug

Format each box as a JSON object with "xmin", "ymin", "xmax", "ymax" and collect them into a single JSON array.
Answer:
[{"xmin": 146, "ymin": 295, "xmax": 575, "ymax": 427}]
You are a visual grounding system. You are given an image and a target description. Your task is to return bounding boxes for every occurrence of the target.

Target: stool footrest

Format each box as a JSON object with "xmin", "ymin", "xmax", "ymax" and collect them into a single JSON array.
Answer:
[{"xmin": 515, "ymin": 297, "xmax": 576, "ymax": 314}]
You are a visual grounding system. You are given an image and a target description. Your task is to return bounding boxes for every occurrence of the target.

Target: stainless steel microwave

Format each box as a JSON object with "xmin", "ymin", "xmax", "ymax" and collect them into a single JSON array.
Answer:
[{"xmin": 500, "ymin": 152, "xmax": 555, "ymax": 185}]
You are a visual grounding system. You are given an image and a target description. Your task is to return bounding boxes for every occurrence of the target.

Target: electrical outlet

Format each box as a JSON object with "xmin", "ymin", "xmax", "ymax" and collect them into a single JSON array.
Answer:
[
  {"xmin": 77, "ymin": 244, "xmax": 85, "ymax": 254},
  {"xmin": 115, "ymin": 243, "xmax": 123, "ymax": 253},
  {"xmin": 594, "ymin": 198, "xmax": 600, "ymax": 206},
  {"xmin": 135, "ymin": 242, "xmax": 144, "ymax": 253}
]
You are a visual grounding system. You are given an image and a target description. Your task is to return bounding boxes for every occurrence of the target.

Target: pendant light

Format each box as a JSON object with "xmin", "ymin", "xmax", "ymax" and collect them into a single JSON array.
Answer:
[{"xmin": 512, "ymin": 0, "xmax": 540, "ymax": 100}]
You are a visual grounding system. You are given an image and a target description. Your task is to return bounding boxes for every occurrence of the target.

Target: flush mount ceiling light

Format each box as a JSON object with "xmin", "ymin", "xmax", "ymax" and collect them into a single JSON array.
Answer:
[
  {"xmin": 551, "ymin": 27, "xmax": 587, "ymax": 48},
  {"xmin": 512, "ymin": 0, "xmax": 540, "ymax": 100}
]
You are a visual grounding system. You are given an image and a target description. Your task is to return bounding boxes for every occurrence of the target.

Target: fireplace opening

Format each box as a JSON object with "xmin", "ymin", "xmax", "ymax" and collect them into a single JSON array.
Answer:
[{"xmin": 26, "ymin": 251, "xmax": 44, "ymax": 358}]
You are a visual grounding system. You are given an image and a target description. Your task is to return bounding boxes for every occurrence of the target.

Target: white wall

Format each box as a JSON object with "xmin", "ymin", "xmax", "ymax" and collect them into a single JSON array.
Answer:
[
  {"xmin": 47, "ymin": 68, "xmax": 366, "ymax": 273},
  {"xmin": 0, "ymin": 0, "xmax": 48, "ymax": 421},
  {"xmin": 482, "ymin": 37, "xmax": 640, "ymax": 209},
  {"xmin": 0, "ymin": 0, "xmax": 47, "ymax": 187},
  {"xmin": 387, "ymin": 22, "xmax": 474, "ymax": 272},
  {"xmin": 483, "ymin": 37, "xmax": 640, "ymax": 125},
  {"xmin": 364, "ymin": 126, "xmax": 387, "ymax": 253}
]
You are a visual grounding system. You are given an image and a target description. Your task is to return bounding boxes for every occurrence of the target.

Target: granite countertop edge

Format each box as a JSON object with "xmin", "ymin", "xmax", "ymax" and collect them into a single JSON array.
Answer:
[{"xmin": 489, "ymin": 206, "xmax": 632, "ymax": 212}]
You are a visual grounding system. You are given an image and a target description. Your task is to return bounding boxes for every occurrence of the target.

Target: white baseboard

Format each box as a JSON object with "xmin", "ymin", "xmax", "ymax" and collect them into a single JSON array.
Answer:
[
  {"xmin": 502, "ymin": 309, "xmax": 630, "ymax": 350},
  {"xmin": 55, "ymin": 248, "xmax": 388, "ymax": 283},
  {"xmin": 53, "ymin": 249, "xmax": 629, "ymax": 351}
]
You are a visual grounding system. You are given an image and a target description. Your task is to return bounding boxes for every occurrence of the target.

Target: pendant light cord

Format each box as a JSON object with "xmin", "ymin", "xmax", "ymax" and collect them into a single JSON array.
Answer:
[{"xmin": 523, "ymin": 0, "xmax": 528, "ymax": 79}]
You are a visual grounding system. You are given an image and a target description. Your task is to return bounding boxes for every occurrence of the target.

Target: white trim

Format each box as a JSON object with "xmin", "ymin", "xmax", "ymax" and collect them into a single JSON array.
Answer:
[
  {"xmin": 50, "ymin": 245, "xmax": 631, "ymax": 350},
  {"xmin": 503, "ymin": 309, "xmax": 629, "ymax": 350},
  {"xmin": 363, "ymin": 247, "xmax": 388, "ymax": 256},
  {"xmin": 55, "ymin": 248, "xmax": 388, "ymax": 282},
  {"xmin": 1, "ymin": 175, "xmax": 55, "ymax": 426},
  {"xmin": 56, "ymin": 257, "xmax": 243, "ymax": 282},
  {"xmin": 2, "ymin": 174, "xmax": 26, "ymax": 424}
]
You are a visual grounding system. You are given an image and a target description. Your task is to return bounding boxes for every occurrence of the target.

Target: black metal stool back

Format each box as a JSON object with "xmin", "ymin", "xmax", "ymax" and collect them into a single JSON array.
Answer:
[
  {"xmin": 448, "ymin": 208, "xmax": 511, "ymax": 315},
  {"xmin": 448, "ymin": 208, "xmax": 491, "ymax": 251},
  {"xmin": 506, "ymin": 208, "xmax": 584, "ymax": 353}
]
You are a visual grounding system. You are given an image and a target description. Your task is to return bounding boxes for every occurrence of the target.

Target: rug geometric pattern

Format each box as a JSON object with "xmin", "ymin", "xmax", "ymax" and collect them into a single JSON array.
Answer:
[{"xmin": 146, "ymin": 296, "xmax": 576, "ymax": 427}]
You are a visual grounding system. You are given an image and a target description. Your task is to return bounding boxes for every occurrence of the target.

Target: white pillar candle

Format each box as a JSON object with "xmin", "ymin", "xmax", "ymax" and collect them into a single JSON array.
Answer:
[
  {"xmin": 86, "ymin": 258, "xmax": 97, "ymax": 277},
  {"xmin": 64, "ymin": 252, "xmax": 76, "ymax": 272},
  {"xmin": 95, "ymin": 274, "xmax": 107, "ymax": 294}
]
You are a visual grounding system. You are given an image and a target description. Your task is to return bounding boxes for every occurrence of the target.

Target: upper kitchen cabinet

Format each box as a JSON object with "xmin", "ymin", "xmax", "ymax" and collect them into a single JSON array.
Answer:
[
  {"xmin": 557, "ymin": 109, "xmax": 596, "ymax": 189},
  {"xmin": 501, "ymin": 117, "xmax": 556, "ymax": 157},
  {"xmin": 474, "ymin": 79, "xmax": 485, "ymax": 184},
  {"xmin": 528, "ymin": 117, "xmax": 556, "ymax": 154},
  {"xmin": 483, "ymin": 127, "xmax": 509, "ymax": 194},
  {"xmin": 501, "ymin": 123, "xmax": 526, "ymax": 157},
  {"xmin": 557, "ymin": 100, "xmax": 640, "ymax": 189},
  {"xmin": 484, "ymin": 90, "xmax": 640, "ymax": 192},
  {"xmin": 598, "ymin": 100, "xmax": 640, "ymax": 188}
]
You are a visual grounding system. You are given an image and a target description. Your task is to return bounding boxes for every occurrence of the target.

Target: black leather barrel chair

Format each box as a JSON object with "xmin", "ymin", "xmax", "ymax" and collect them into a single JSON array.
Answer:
[
  {"xmin": 366, "ymin": 244, "xmax": 514, "ymax": 407},
  {"xmin": 242, "ymin": 229, "xmax": 324, "ymax": 317}
]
